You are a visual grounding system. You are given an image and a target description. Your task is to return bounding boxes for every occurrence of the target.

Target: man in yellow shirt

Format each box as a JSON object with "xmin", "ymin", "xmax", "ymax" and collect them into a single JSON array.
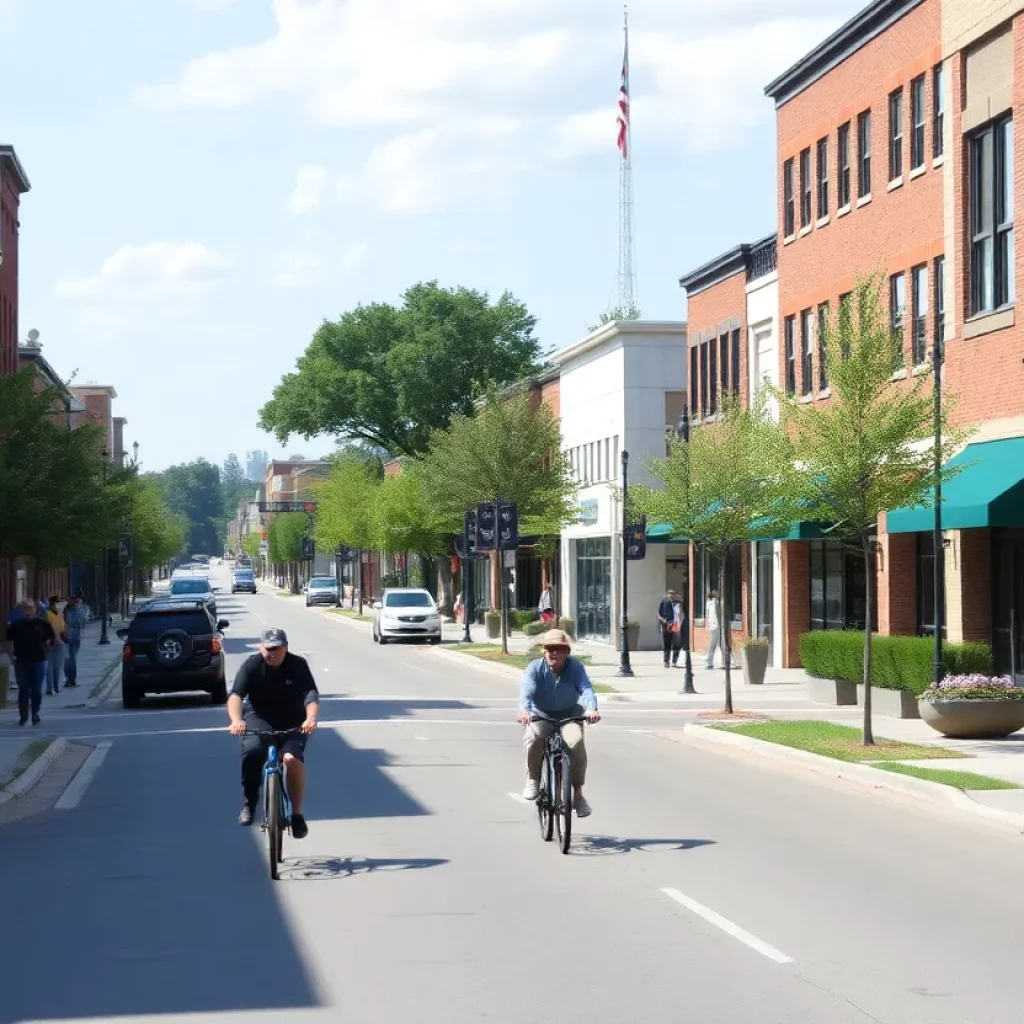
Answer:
[{"xmin": 45, "ymin": 596, "xmax": 67, "ymax": 695}]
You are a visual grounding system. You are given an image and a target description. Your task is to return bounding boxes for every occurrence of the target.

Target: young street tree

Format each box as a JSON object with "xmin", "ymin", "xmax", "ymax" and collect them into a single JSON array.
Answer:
[
  {"xmin": 259, "ymin": 281, "xmax": 543, "ymax": 458},
  {"xmin": 418, "ymin": 392, "xmax": 577, "ymax": 653},
  {"xmin": 370, "ymin": 467, "xmax": 449, "ymax": 585},
  {"xmin": 268, "ymin": 511, "xmax": 308, "ymax": 593},
  {"xmin": 629, "ymin": 392, "xmax": 800, "ymax": 714},
  {"xmin": 780, "ymin": 274, "xmax": 967, "ymax": 744}
]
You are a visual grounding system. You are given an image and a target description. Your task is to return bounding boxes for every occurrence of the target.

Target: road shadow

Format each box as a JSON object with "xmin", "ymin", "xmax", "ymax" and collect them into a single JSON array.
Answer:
[
  {"xmin": 315, "ymin": 697, "xmax": 476, "ymax": 722},
  {"xmin": 278, "ymin": 855, "xmax": 448, "ymax": 881},
  {"xmin": 570, "ymin": 836, "xmax": 716, "ymax": 857},
  {"xmin": 221, "ymin": 634, "xmax": 262, "ymax": 655}
]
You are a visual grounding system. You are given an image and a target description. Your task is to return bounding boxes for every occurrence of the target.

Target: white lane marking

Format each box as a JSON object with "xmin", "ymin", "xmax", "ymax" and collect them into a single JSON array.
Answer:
[
  {"xmin": 660, "ymin": 888, "xmax": 794, "ymax": 965},
  {"xmin": 56, "ymin": 740, "xmax": 113, "ymax": 810},
  {"xmin": 507, "ymin": 792, "xmax": 531, "ymax": 805}
]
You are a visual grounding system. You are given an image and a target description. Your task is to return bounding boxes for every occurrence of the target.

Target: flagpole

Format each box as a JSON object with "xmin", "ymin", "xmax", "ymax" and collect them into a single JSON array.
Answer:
[{"xmin": 617, "ymin": 4, "xmax": 637, "ymax": 317}]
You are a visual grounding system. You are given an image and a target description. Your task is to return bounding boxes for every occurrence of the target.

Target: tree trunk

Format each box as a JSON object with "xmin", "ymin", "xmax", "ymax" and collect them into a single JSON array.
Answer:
[
  {"xmin": 720, "ymin": 552, "xmax": 734, "ymax": 715},
  {"xmin": 861, "ymin": 535, "xmax": 875, "ymax": 745},
  {"xmin": 437, "ymin": 556, "xmax": 455, "ymax": 619}
]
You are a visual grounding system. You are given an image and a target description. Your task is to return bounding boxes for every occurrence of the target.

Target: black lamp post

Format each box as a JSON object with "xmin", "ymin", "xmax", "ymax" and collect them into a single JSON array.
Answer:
[
  {"xmin": 932, "ymin": 322, "xmax": 945, "ymax": 685},
  {"xmin": 98, "ymin": 447, "xmax": 110, "ymax": 645},
  {"xmin": 617, "ymin": 450, "xmax": 634, "ymax": 677},
  {"xmin": 676, "ymin": 410, "xmax": 696, "ymax": 694},
  {"xmin": 462, "ymin": 549, "xmax": 473, "ymax": 644}
]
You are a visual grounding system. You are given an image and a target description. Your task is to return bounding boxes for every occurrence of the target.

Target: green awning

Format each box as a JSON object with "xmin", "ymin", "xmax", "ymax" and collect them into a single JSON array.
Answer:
[
  {"xmin": 646, "ymin": 522, "xmax": 689, "ymax": 544},
  {"xmin": 887, "ymin": 437, "xmax": 1024, "ymax": 534},
  {"xmin": 752, "ymin": 520, "xmax": 832, "ymax": 542}
]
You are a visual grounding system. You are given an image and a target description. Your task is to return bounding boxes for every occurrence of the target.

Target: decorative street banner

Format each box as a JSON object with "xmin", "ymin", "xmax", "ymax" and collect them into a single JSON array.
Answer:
[
  {"xmin": 463, "ymin": 509, "xmax": 478, "ymax": 555},
  {"xmin": 258, "ymin": 501, "xmax": 317, "ymax": 513},
  {"xmin": 301, "ymin": 537, "xmax": 315, "ymax": 560},
  {"xmin": 498, "ymin": 502, "xmax": 519, "ymax": 550},
  {"xmin": 625, "ymin": 515, "xmax": 647, "ymax": 561},
  {"xmin": 476, "ymin": 504, "xmax": 497, "ymax": 551}
]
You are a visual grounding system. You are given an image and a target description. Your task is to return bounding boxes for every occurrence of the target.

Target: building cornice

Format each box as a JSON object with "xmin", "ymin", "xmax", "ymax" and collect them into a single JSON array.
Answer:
[
  {"xmin": 550, "ymin": 320, "xmax": 687, "ymax": 368},
  {"xmin": 0, "ymin": 145, "xmax": 31, "ymax": 193},
  {"xmin": 678, "ymin": 233, "xmax": 776, "ymax": 297},
  {"xmin": 764, "ymin": 0, "xmax": 925, "ymax": 108}
]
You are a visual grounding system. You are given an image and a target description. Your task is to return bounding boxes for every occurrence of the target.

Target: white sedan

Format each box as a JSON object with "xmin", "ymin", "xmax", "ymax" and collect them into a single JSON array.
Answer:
[{"xmin": 372, "ymin": 588, "xmax": 442, "ymax": 644}]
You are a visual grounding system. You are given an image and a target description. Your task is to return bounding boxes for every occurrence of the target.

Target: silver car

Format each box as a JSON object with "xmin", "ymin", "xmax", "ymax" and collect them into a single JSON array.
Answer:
[
  {"xmin": 305, "ymin": 576, "xmax": 339, "ymax": 607},
  {"xmin": 168, "ymin": 576, "xmax": 217, "ymax": 619},
  {"xmin": 373, "ymin": 588, "xmax": 442, "ymax": 644}
]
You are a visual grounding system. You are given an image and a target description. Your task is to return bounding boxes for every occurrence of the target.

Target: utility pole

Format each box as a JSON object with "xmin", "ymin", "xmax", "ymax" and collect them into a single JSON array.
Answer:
[{"xmin": 617, "ymin": 451, "xmax": 634, "ymax": 677}]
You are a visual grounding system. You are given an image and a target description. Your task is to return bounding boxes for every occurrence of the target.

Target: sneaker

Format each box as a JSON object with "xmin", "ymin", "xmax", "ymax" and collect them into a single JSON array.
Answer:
[
  {"xmin": 31, "ymin": 714, "xmax": 40, "ymax": 726},
  {"xmin": 575, "ymin": 794, "xmax": 592, "ymax": 818},
  {"xmin": 522, "ymin": 779, "xmax": 539, "ymax": 801},
  {"xmin": 290, "ymin": 813, "xmax": 308, "ymax": 840},
  {"xmin": 18, "ymin": 716, "xmax": 27, "ymax": 727},
  {"xmin": 238, "ymin": 804, "xmax": 254, "ymax": 827}
]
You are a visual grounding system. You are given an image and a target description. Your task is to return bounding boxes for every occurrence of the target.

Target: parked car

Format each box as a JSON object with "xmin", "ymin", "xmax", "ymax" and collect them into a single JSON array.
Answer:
[
  {"xmin": 372, "ymin": 588, "xmax": 442, "ymax": 644},
  {"xmin": 168, "ymin": 576, "xmax": 217, "ymax": 618},
  {"xmin": 231, "ymin": 570, "xmax": 257, "ymax": 594},
  {"xmin": 116, "ymin": 599, "xmax": 230, "ymax": 708},
  {"xmin": 305, "ymin": 576, "xmax": 339, "ymax": 606}
]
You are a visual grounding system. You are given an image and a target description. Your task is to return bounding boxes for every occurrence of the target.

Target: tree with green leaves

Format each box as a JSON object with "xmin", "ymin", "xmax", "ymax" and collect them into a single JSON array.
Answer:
[
  {"xmin": 629, "ymin": 392, "xmax": 801, "ymax": 714},
  {"xmin": 588, "ymin": 305, "xmax": 641, "ymax": 332},
  {"xmin": 259, "ymin": 281, "xmax": 543, "ymax": 457},
  {"xmin": 152, "ymin": 459, "xmax": 224, "ymax": 554},
  {"xmin": 242, "ymin": 532, "xmax": 262, "ymax": 566},
  {"xmin": 780, "ymin": 274, "xmax": 968, "ymax": 744},
  {"xmin": 268, "ymin": 511, "xmax": 307, "ymax": 592},
  {"xmin": 418, "ymin": 392, "xmax": 577, "ymax": 652},
  {"xmin": 370, "ymin": 466, "xmax": 448, "ymax": 560}
]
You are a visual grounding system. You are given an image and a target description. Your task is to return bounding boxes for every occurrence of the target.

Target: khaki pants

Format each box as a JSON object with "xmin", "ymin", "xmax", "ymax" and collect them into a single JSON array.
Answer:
[{"xmin": 525, "ymin": 720, "xmax": 587, "ymax": 787}]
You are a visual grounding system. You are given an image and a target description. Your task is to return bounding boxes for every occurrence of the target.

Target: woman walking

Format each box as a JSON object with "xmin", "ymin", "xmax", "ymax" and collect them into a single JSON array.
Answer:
[{"xmin": 45, "ymin": 596, "xmax": 67, "ymax": 695}]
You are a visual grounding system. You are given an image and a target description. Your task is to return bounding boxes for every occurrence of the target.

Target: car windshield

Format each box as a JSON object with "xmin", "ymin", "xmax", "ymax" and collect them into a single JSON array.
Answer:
[
  {"xmin": 171, "ymin": 579, "xmax": 210, "ymax": 594},
  {"xmin": 309, "ymin": 579, "xmax": 335, "ymax": 589},
  {"xmin": 233, "ymin": 571, "xmax": 253, "ymax": 578},
  {"xmin": 385, "ymin": 592, "xmax": 432, "ymax": 608},
  {"xmin": 129, "ymin": 611, "xmax": 211, "ymax": 637}
]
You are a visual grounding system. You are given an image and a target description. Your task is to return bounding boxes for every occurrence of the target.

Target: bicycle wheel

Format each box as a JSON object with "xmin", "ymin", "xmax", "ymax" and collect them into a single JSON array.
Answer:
[
  {"xmin": 267, "ymin": 772, "xmax": 281, "ymax": 880},
  {"xmin": 558, "ymin": 753, "xmax": 572, "ymax": 855},
  {"xmin": 537, "ymin": 756, "xmax": 553, "ymax": 842},
  {"xmin": 552, "ymin": 757, "xmax": 563, "ymax": 848}
]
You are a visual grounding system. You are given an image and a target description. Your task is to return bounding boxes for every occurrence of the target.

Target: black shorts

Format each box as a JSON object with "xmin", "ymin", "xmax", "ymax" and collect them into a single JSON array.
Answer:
[{"xmin": 240, "ymin": 712, "xmax": 309, "ymax": 763}]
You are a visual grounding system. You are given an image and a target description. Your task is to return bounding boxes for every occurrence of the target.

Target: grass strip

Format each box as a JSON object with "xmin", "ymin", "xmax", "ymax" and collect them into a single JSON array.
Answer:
[
  {"xmin": 0, "ymin": 737, "xmax": 55, "ymax": 789},
  {"xmin": 328, "ymin": 609, "xmax": 375, "ymax": 623},
  {"xmin": 711, "ymin": 720, "xmax": 970, "ymax": 762},
  {"xmin": 445, "ymin": 644, "xmax": 613, "ymax": 690},
  {"xmin": 874, "ymin": 762, "xmax": 1019, "ymax": 790}
]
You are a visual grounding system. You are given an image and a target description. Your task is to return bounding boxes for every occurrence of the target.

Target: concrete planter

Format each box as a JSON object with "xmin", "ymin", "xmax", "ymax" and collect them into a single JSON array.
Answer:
[
  {"xmin": 626, "ymin": 624, "xmax": 641, "ymax": 653},
  {"xmin": 857, "ymin": 684, "xmax": 920, "ymax": 719},
  {"xmin": 808, "ymin": 676, "xmax": 858, "ymax": 706},
  {"xmin": 741, "ymin": 645, "xmax": 769, "ymax": 686},
  {"xmin": 485, "ymin": 613, "xmax": 501, "ymax": 640},
  {"xmin": 920, "ymin": 699, "xmax": 1024, "ymax": 739}
]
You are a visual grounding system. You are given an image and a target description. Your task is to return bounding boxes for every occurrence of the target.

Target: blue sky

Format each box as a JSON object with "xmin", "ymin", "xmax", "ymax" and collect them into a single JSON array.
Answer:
[{"xmin": 3, "ymin": 0, "xmax": 863, "ymax": 471}]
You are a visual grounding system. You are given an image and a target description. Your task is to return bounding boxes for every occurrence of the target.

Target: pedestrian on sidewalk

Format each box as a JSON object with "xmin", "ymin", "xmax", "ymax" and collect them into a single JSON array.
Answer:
[
  {"xmin": 538, "ymin": 583, "xmax": 555, "ymax": 624},
  {"xmin": 657, "ymin": 589, "xmax": 685, "ymax": 668},
  {"xmin": 45, "ymin": 596, "xmax": 67, "ymax": 695},
  {"xmin": 63, "ymin": 594, "xmax": 88, "ymax": 687},
  {"xmin": 4, "ymin": 600, "xmax": 56, "ymax": 726},
  {"xmin": 705, "ymin": 589, "xmax": 723, "ymax": 669}
]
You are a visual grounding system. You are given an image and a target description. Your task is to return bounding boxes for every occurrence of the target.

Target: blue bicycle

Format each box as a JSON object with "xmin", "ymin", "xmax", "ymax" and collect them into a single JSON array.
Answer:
[{"xmin": 251, "ymin": 728, "xmax": 302, "ymax": 881}]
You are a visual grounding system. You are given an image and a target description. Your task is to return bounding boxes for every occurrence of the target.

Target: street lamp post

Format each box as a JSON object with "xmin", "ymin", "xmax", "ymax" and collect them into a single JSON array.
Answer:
[
  {"xmin": 676, "ymin": 410, "xmax": 697, "ymax": 694},
  {"xmin": 932, "ymin": 322, "xmax": 945, "ymax": 685},
  {"xmin": 617, "ymin": 451, "xmax": 634, "ymax": 677},
  {"xmin": 98, "ymin": 448, "xmax": 110, "ymax": 645},
  {"xmin": 462, "ymin": 551, "xmax": 473, "ymax": 644}
]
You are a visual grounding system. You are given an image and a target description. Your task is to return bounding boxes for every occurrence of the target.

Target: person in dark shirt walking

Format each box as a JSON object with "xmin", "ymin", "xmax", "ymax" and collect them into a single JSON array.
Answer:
[
  {"xmin": 657, "ymin": 589, "xmax": 685, "ymax": 668},
  {"xmin": 4, "ymin": 600, "xmax": 56, "ymax": 726},
  {"xmin": 227, "ymin": 628, "xmax": 320, "ymax": 838}
]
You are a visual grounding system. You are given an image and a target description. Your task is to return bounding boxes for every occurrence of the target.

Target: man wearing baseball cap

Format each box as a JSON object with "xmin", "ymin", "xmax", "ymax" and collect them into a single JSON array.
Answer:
[
  {"xmin": 227, "ymin": 627, "xmax": 320, "ymax": 838},
  {"xmin": 516, "ymin": 628, "xmax": 600, "ymax": 817}
]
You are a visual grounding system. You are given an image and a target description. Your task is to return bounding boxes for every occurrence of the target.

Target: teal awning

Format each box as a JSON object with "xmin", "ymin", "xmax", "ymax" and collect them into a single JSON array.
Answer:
[
  {"xmin": 751, "ymin": 520, "xmax": 832, "ymax": 542},
  {"xmin": 886, "ymin": 437, "xmax": 1024, "ymax": 534},
  {"xmin": 646, "ymin": 522, "xmax": 689, "ymax": 544}
]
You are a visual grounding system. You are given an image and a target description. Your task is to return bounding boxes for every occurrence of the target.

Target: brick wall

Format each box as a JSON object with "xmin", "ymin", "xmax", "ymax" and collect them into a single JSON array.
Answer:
[
  {"xmin": 0, "ymin": 169, "xmax": 21, "ymax": 377},
  {"xmin": 781, "ymin": 541, "xmax": 811, "ymax": 667},
  {"xmin": 958, "ymin": 527, "xmax": 992, "ymax": 641},
  {"xmin": 877, "ymin": 532, "xmax": 918, "ymax": 635},
  {"xmin": 686, "ymin": 269, "xmax": 749, "ymax": 414}
]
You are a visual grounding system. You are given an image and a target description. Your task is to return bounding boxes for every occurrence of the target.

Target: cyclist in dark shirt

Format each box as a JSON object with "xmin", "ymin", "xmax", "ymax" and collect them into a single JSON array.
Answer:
[
  {"xmin": 227, "ymin": 628, "xmax": 319, "ymax": 838},
  {"xmin": 4, "ymin": 600, "xmax": 56, "ymax": 726}
]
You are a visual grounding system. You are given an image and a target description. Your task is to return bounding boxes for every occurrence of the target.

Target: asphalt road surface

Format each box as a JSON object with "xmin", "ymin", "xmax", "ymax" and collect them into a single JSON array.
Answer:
[{"xmin": 3, "ymin": 566, "xmax": 1023, "ymax": 1024}]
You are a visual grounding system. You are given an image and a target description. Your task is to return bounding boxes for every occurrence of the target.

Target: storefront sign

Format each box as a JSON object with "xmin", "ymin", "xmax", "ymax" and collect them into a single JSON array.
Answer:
[{"xmin": 577, "ymin": 499, "xmax": 599, "ymax": 525}]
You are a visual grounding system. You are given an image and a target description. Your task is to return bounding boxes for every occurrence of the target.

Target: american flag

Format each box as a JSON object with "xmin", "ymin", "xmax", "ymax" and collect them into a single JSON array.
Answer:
[{"xmin": 616, "ymin": 53, "xmax": 630, "ymax": 159}]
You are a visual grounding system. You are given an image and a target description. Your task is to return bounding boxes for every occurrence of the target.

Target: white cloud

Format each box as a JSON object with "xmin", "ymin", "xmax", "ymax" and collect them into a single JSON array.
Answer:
[
  {"xmin": 274, "ymin": 252, "xmax": 325, "ymax": 289},
  {"xmin": 285, "ymin": 163, "xmax": 329, "ymax": 214},
  {"xmin": 54, "ymin": 242, "xmax": 232, "ymax": 338},
  {"xmin": 188, "ymin": 0, "xmax": 238, "ymax": 10},
  {"xmin": 340, "ymin": 241, "xmax": 370, "ymax": 273}
]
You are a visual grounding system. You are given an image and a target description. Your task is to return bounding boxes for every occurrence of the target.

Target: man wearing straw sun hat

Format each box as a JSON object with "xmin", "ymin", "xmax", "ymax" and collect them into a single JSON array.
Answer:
[{"xmin": 516, "ymin": 628, "xmax": 600, "ymax": 818}]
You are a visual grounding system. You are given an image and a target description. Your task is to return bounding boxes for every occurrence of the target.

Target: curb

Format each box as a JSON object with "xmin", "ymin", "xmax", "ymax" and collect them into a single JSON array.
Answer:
[
  {"xmin": 85, "ymin": 652, "xmax": 124, "ymax": 709},
  {"xmin": 672, "ymin": 723, "xmax": 1024, "ymax": 831},
  {"xmin": 428, "ymin": 645, "xmax": 521, "ymax": 681},
  {"xmin": 0, "ymin": 738, "xmax": 68, "ymax": 806},
  {"xmin": 320, "ymin": 608, "xmax": 373, "ymax": 631}
]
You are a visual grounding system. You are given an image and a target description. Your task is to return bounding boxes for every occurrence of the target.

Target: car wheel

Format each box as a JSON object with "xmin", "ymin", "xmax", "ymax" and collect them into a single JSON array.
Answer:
[
  {"xmin": 122, "ymin": 681, "xmax": 142, "ymax": 709},
  {"xmin": 379, "ymin": 635, "xmax": 390, "ymax": 645},
  {"xmin": 428, "ymin": 636, "xmax": 441, "ymax": 645},
  {"xmin": 209, "ymin": 676, "xmax": 228, "ymax": 705}
]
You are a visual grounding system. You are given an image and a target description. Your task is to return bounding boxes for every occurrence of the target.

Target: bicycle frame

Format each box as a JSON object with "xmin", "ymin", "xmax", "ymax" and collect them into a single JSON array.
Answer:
[{"xmin": 262, "ymin": 742, "xmax": 293, "ymax": 833}]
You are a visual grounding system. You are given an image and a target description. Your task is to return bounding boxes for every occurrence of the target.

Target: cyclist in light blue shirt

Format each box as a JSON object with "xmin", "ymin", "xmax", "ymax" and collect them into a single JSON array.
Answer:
[{"xmin": 516, "ymin": 629, "xmax": 600, "ymax": 817}]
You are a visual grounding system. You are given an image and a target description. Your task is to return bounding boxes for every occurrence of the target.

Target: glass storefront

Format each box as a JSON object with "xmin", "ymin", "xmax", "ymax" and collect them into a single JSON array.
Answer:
[
  {"xmin": 993, "ymin": 529, "xmax": 1024, "ymax": 681},
  {"xmin": 809, "ymin": 539, "xmax": 876, "ymax": 631},
  {"xmin": 576, "ymin": 537, "xmax": 612, "ymax": 641}
]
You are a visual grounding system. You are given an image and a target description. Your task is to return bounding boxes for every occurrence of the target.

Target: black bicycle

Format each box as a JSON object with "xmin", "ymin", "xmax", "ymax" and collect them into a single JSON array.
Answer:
[
  {"xmin": 532, "ymin": 712, "xmax": 587, "ymax": 855},
  {"xmin": 248, "ymin": 727, "xmax": 304, "ymax": 881}
]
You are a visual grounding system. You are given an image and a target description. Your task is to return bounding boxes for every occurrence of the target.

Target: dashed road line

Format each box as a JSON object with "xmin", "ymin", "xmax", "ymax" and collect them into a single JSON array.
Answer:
[{"xmin": 55, "ymin": 740, "xmax": 113, "ymax": 810}]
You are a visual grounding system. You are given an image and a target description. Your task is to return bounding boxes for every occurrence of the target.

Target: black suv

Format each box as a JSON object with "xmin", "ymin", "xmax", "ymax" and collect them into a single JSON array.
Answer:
[{"xmin": 117, "ymin": 599, "xmax": 230, "ymax": 709}]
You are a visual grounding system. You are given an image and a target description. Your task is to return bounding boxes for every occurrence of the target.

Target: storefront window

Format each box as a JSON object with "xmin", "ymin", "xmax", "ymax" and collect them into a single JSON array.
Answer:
[
  {"xmin": 693, "ymin": 544, "xmax": 742, "ymax": 622},
  {"xmin": 809, "ymin": 539, "xmax": 876, "ymax": 631},
  {"xmin": 916, "ymin": 533, "xmax": 945, "ymax": 637},
  {"xmin": 575, "ymin": 538, "xmax": 612, "ymax": 640}
]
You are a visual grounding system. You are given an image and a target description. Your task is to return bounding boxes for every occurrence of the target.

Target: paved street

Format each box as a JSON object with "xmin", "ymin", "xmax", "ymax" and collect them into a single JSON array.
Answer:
[{"xmin": 3, "ymin": 568, "xmax": 1024, "ymax": 1024}]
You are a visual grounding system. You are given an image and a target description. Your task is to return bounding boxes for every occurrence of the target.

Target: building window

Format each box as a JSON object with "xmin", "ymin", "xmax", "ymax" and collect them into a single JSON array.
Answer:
[
  {"xmin": 709, "ymin": 336, "xmax": 718, "ymax": 416},
  {"xmin": 916, "ymin": 532, "xmax": 945, "ymax": 637},
  {"xmin": 888, "ymin": 88, "xmax": 903, "ymax": 181},
  {"xmin": 933, "ymin": 64, "xmax": 945, "ymax": 159},
  {"xmin": 838, "ymin": 122, "xmax": 851, "ymax": 208},
  {"xmin": 970, "ymin": 116, "xmax": 1015, "ymax": 315},
  {"xmin": 799, "ymin": 148, "xmax": 812, "ymax": 227},
  {"xmin": 810, "ymin": 540, "xmax": 877, "ymax": 631},
  {"xmin": 911, "ymin": 264, "xmax": 928, "ymax": 365},
  {"xmin": 783, "ymin": 158, "xmax": 795, "ymax": 236},
  {"xmin": 800, "ymin": 309, "xmax": 813, "ymax": 396},
  {"xmin": 934, "ymin": 255, "xmax": 945, "ymax": 346},
  {"xmin": 910, "ymin": 76, "xmax": 926, "ymax": 171},
  {"xmin": 817, "ymin": 303, "xmax": 829, "ymax": 390},
  {"xmin": 817, "ymin": 137, "xmax": 829, "ymax": 218},
  {"xmin": 720, "ymin": 332, "xmax": 729, "ymax": 397},
  {"xmin": 857, "ymin": 110, "xmax": 872, "ymax": 197},
  {"xmin": 784, "ymin": 315, "xmax": 796, "ymax": 394},
  {"xmin": 699, "ymin": 342, "xmax": 708, "ymax": 418},
  {"xmin": 693, "ymin": 545, "xmax": 742, "ymax": 623},
  {"xmin": 890, "ymin": 272, "xmax": 906, "ymax": 367},
  {"xmin": 730, "ymin": 328, "xmax": 740, "ymax": 396},
  {"xmin": 689, "ymin": 346, "xmax": 698, "ymax": 415},
  {"xmin": 839, "ymin": 292, "xmax": 852, "ymax": 360}
]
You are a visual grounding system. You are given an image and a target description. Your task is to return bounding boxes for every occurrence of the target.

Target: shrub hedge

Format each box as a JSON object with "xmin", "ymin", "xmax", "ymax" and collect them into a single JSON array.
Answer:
[
  {"xmin": 799, "ymin": 631, "xmax": 992, "ymax": 695},
  {"xmin": 512, "ymin": 609, "xmax": 539, "ymax": 633}
]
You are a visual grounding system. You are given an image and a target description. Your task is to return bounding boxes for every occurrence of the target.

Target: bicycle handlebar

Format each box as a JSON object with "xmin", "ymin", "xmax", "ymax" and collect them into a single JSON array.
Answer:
[
  {"xmin": 237, "ymin": 726, "xmax": 306, "ymax": 737},
  {"xmin": 529, "ymin": 713, "xmax": 590, "ymax": 725}
]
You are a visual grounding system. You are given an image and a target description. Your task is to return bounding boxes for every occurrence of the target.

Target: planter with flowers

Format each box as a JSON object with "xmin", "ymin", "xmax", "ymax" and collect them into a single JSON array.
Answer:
[
  {"xmin": 918, "ymin": 674, "xmax": 1024, "ymax": 739},
  {"xmin": 741, "ymin": 635, "xmax": 770, "ymax": 686}
]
